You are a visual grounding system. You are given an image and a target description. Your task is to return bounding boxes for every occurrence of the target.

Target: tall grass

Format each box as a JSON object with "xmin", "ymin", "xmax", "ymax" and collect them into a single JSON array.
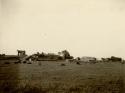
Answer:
[
  {"xmin": 0, "ymin": 61, "xmax": 124, "ymax": 93},
  {"xmin": 0, "ymin": 78, "xmax": 124, "ymax": 93}
]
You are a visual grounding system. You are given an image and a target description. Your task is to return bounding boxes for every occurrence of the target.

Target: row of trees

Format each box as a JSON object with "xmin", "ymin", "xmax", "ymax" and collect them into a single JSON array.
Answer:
[
  {"xmin": 32, "ymin": 50, "xmax": 123, "ymax": 62},
  {"xmin": 58, "ymin": 50, "xmax": 73, "ymax": 59},
  {"xmin": 0, "ymin": 54, "xmax": 5, "ymax": 57},
  {"xmin": 35, "ymin": 50, "xmax": 73, "ymax": 60},
  {"xmin": 101, "ymin": 56, "xmax": 122, "ymax": 62}
]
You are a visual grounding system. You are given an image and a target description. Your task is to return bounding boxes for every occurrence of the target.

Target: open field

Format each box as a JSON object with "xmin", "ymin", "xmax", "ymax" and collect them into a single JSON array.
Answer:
[{"xmin": 0, "ymin": 60, "xmax": 125, "ymax": 93}]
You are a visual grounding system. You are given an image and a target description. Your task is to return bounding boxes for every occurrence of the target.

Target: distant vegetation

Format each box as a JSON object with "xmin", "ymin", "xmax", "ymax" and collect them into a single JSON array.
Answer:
[
  {"xmin": 0, "ymin": 50, "xmax": 124, "ymax": 63},
  {"xmin": 0, "ymin": 50, "xmax": 125, "ymax": 93},
  {"xmin": 34, "ymin": 50, "xmax": 73, "ymax": 61}
]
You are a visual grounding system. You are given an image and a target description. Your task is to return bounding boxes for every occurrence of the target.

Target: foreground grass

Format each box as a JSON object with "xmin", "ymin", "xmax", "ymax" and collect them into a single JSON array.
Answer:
[
  {"xmin": 0, "ymin": 61, "xmax": 124, "ymax": 93},
  {"xmin": 0, "ymin": 79, "xmax": 123, "ymax": 93}
]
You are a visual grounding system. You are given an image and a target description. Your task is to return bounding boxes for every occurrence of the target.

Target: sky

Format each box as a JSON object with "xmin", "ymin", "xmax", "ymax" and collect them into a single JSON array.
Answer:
[{"xmin": 0, "ymin": 0, "xmax": 125, "ymax": 58}]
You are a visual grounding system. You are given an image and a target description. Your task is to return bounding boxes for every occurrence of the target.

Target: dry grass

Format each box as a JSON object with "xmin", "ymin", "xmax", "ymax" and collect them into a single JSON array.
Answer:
[{"xmin": 0, "ymin": 60, "xmax": 125, "ymax": 93}]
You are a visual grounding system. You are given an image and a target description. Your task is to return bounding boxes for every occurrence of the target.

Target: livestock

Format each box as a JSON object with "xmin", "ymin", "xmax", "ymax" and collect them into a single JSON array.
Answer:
[
  {"xmin": 76, "ymin": 61, "xmax": 81, "ymax": 65},
  {"xmin": 66, "ymin": 59, "xmax": 75, "ymax": 63},
  {"xmin": 14, "ymin": 60, "xmax": 21, "ymax": 64}
]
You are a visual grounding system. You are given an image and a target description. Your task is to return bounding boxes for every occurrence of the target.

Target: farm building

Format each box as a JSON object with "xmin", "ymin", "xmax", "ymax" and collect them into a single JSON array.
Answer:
[
  {"xmin": 80, "ymin": 56, "xmax": 96, "ymax": 62},
  {"xmin": 101, "ymin": 58, "xmax": 110, "ymax": 62},
  {"xmin": 17, "ymin": 50, "xmax": 27, "ymax": 57}
]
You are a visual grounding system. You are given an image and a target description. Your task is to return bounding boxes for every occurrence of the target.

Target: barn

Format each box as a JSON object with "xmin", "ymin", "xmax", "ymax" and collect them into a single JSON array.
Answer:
[{"xmin": 80, "ymin": 56, "xmax": 96, "ymax": 63}]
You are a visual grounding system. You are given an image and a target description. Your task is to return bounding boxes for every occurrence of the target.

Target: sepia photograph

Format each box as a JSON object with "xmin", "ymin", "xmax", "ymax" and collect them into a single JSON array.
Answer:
[{"xmin": 0, "ymin": 0, "xmax": 125, "ymax": 93}]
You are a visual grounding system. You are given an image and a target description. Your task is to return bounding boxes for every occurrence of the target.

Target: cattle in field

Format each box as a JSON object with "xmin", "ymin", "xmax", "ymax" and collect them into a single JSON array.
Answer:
[
  {"xmin": 76, "ymin": 61, "xmax": 81, "ymax": 65},
  {"xmin": 101, "ymin": 58, "xmax": 109, "ymax": 62},
  {"xmin": 23, "ymin": 60, "xmax": 27, "ymax": 63},
  {"xmin": 66, "ymin": 59, "xmax": 75, "ymax": 63},
  {"xmin": 14, "ymin": 60, "xmax": 21, "ymax": 64},
  {"xmin": 121, "ymin": 60, "xmax": 125, "ymax": 64},
  {"xmin": 20, "ymin": 55, "xmax": 38, "ymax": 64},
  {"xmin": 4, "ymin": 61, "xmax": 10, "ymax": 64}
]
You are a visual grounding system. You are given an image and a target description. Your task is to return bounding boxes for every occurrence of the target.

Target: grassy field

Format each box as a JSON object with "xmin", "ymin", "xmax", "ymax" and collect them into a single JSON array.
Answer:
[{"xmin": 0, "ymin": 60, "xmax": 125, "ymax": 93}]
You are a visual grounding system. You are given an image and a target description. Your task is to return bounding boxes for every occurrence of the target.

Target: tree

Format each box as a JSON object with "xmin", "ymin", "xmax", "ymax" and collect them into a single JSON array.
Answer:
[
  {"xmin": 61, "ymin": 50, "xmax": 72, "ymax": 59},
  {"xmin": 110, "ymin": 56, "xmax": 122, "ymax": 62}
]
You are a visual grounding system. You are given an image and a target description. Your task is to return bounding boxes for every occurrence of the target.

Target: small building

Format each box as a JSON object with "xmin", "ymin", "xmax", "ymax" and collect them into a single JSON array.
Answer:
[
  {"xmin": 17, "ymin": 50, "xmax": 26, "ymax": 57},
  {"xmin": 80, "ymin": 56, "xmax": 96, "ymax": 62}
]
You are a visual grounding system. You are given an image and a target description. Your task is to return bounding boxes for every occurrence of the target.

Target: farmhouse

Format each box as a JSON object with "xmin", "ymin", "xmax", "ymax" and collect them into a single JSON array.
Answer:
[{"xmin": 17, "ymin": 50, "xmax": 26, "ymax": 57}]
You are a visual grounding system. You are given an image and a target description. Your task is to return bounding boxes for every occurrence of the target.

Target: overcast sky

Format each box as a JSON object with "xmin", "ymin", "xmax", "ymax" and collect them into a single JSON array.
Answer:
[{"xmin": 0, "ymin": 0, "xmax": 125, "ymax": 58}]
